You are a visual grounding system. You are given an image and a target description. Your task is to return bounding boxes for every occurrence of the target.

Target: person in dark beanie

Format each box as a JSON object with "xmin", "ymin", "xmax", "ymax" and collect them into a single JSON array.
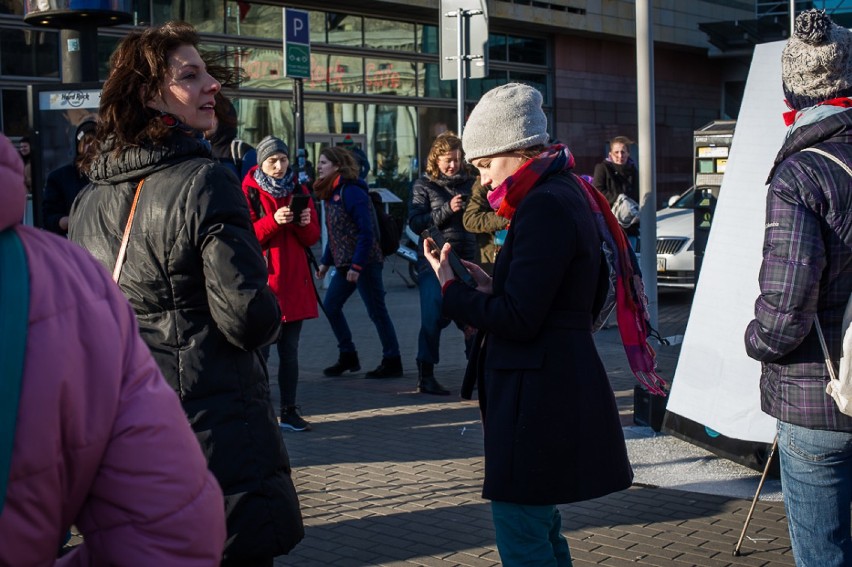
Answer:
[
  {"xmin": 745, "ymin": 9, "xmax": 852, "ymax": 566},
  {"xmin": 424, "ymin": 82, "xmax": 662, "ymax": 566},
  {"xmin": 42, "ymin": 119, "xmax": 96, "ymax": 235},
  {"xmin": 242, "ymin": 135, "xmax": 320, "ymax": 432}
]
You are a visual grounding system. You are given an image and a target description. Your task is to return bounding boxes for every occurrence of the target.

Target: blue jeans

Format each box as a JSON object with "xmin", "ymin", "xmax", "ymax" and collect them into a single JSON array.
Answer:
[
  {"xmin": 323, "ymin": 263, "xmax": 400, "ymax": 358},
  {"xmin": 417, "ymin": 263, "xmax": 453, "ymax": 364},
  {"xmin": 778, "ymin": 421, "xmax": 852, "ymax": 567},
  {"xmin": 491, "ymin": 501, "xmax": 573, "ymax": 567}
]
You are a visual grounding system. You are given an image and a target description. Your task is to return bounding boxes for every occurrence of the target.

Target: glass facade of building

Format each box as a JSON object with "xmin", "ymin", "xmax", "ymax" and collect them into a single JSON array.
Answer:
[{"xmin": 0, "ymin": 0, "xmax": 550, "ymax": 186}]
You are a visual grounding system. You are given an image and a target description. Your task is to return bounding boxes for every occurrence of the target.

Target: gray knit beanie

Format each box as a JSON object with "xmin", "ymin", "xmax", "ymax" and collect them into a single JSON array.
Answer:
[
  {"xmin": 782, "ymin": 9, "xmax": 852, "ymax": 110},
  {"xmin": 256, "ymin": 135, "xmax": 289, "ymax": 165},
  {"xmin": 462, "ymin": 83, "xmax": 549, "ymax": 161}
]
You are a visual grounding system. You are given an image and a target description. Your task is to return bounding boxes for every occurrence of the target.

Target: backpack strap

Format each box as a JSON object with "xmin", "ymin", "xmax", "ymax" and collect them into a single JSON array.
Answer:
[{"xmin": 0, "ymin": 229, "xmax": 29, "ymax": 514}]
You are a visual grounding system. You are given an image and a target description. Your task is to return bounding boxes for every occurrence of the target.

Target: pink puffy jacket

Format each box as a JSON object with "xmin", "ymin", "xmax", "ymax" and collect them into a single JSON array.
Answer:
[{"xmin": 0, "ymin": 133, "xmax": 227, "ymax": 565}]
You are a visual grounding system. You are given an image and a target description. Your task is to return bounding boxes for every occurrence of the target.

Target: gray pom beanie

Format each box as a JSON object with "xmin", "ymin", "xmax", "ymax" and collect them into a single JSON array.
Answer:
[
  {"xmin": 256, "ymin": 135, "xmax": 289, "ymax": 165},
  {"xmin": 782, "ymin": 9, "xmax": 852, "ymax": 110},
  {"xmin": 462, "ymin": 83, "xmax": 549, "ymax": 161}
]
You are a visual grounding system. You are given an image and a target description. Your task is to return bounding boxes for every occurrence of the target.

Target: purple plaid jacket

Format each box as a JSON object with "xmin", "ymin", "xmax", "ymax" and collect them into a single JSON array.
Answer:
[{"xmin": 745, "ymin": 109, "xmax": 852, "ymax": 432}]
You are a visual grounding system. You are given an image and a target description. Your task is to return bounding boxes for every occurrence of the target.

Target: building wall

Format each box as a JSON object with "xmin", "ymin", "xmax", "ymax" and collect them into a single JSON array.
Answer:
[{"xmin": 553, "ymin": 33, "xmax": 730, "ymax": 199}]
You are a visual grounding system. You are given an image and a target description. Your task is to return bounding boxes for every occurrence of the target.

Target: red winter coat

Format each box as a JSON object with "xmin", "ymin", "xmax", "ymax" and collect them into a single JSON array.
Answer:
[{"xmin": 242, "ymin": 167, "xmax": 321, "ymax": 323}]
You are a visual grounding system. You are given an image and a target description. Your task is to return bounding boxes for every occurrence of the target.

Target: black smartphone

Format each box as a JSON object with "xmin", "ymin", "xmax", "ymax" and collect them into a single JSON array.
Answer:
[
  {"xmin": 289, "ymin": 194, "xmax": 310, "ymax": 217},
  {"xmin": 422, "ymin": 227, "xmax": 477, "ymax": 288}
]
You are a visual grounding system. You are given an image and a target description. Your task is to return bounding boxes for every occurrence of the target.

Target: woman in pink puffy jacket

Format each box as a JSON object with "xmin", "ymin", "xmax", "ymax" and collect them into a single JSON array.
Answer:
[{"xmin": 0, "ymin": 132, "xmax": 226, "ymax": 565}]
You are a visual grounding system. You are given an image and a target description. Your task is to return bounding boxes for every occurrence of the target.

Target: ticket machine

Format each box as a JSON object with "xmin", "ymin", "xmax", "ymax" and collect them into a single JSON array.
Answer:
[{"xmin": 692, "ymin": 120, "xmax": 735, "ymax": 281}]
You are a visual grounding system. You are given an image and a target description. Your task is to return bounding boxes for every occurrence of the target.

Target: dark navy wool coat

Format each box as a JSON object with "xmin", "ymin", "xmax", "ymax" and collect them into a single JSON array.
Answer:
[{"xmin": 443, "ymin": 171, "xmax": 633, "ymax": 505}]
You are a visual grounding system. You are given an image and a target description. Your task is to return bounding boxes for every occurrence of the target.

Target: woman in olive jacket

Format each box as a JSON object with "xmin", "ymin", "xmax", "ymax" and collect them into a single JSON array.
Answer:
[{"xmin": 69, "ymin": 22, "xmax": 302, "ymax": 567}]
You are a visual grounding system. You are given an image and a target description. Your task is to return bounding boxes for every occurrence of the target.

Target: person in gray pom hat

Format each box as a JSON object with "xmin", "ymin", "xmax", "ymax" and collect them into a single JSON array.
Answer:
[
  {"xmin": 422, "ymin": 82, "xmax": 669, "ymax": 566},
  {"xmin": 745, "ymin": 9, "xmax": 852, "ymax": 566}
]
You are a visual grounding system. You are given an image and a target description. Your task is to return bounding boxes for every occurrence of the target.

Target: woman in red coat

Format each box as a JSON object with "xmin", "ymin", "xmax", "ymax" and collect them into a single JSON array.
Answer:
[{"xmin": 243, "ymin": 136, "xmax": 321, "ymax": 431}]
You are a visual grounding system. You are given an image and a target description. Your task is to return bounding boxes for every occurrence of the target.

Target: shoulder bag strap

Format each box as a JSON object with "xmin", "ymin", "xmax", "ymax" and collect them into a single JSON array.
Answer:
[
  {"xmin": 804, "ymin": 147, "xmax": 852, "ymax": 379},
  {"xmin": 0, "ymin": 229, "xmax": 30, "ymax": 515},
  {"xmin": 112, "ymin": 179, "xmax": 145, "ymax": 283},
  {"xmin": 801, "ymin": 147, "xmax": 852, "ymax": 178},
  {"xmin": 814, "ymin": 314, "xmax": 839, "ymax": 381}
]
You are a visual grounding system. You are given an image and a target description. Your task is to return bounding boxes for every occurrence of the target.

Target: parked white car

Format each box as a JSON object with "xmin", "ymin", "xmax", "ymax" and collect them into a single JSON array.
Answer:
[{"xmin": 651, "ymin": 187, "xmax": 696, "ymax": 288}]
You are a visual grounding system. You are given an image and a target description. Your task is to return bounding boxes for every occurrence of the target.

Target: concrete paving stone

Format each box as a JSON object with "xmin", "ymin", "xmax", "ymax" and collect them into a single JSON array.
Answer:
[
  {"xmin": 405, "ymin": 556, "xmax": 458, "ymax": 567},
  {"xmin": 663, "ymin": 544, "xmax": 747, "ymax": 567},
  {"xmin": 567, "ymin": 536, "xmax": 605, "ymax": 554},
  {"xmin": 657, "ymin": 521, "xmax": 702, "ymax": 537},
  {"xmin": 616, "ymin": 533, "xmax": 672, "ymax": 551},
  {"xmin": 437, "ymin": 528, "xmax": 494, "ymax": 548},
  {"xmin": 748, "ymin": 525, "xmax": 792, "ymax": 540},
  {"xmin": 625, "ymin": 555, "xmax": 712, "ymax": 567},
  {"xmin": 573, "ymin": 532, "xmax": 634, "ymax": 551},
  {"xmin": 599, "ymin": 556, "xmax": 663, "ymax": 566},
  {"xmin": 622, "ymin": 541, "xmax": 686, "ymax": 560},
  {"xmin": 440, "ymin": 551, "xmax": 499, "ymax": 567},
  {"xmin": 692, "ymin": 521, "xmax": 739, "ymax": 536},
  {"xmin": 589, "ymin": 544, "xmax": 651, "ymax": 563}
]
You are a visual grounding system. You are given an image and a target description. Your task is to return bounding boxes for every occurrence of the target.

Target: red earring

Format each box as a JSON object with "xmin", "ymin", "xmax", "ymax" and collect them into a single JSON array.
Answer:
[{"xmin": 159, "ymin": 112, "xmax": 178, "ymax": 128}]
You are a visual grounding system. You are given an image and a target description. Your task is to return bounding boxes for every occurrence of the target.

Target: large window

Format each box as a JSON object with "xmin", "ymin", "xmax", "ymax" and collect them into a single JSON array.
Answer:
[
  {"xmin": 219, "ymin": 45, "xmax": 293, "ymax": 90},
  {"xmin": 305, "ymin": 54, "xmax": 365, "ymax": 93},
  {"xmin": 1, "ymin": 89, "xmax": 28, "ymax": 137},
  {"xmin": 365, "ymin": 18, "xmax": 416, "ymax": 52},
  {"xmin": 488, "ymin": 33, "xmax": 547, "ymax": 66},
  {"xmin": 365, "ymin": 58, "xmax": 416, "ymax": 97},
  {"xmin": 223, "ymin": 2, "xmax": 282, "ymax": 38},
  {"xmin": 148, "ymin": 0, "xmax": 226, "ymax": 33},
  {"xmin": 0, "ymin": 0, "xmax": 22, "ymax": 15},
  {"xmin": 326, "ymin": 13, "xmax": 362, "ymax": 48},
  {"xmin": 0, "ymin": 29, "xmax": 59, "ymax": 78}
]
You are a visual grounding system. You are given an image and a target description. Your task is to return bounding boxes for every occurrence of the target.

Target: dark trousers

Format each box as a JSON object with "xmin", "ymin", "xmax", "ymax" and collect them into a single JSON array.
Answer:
[{"xmin": 262, "ymin": 320, "xmax": 303, "ymax": 413}]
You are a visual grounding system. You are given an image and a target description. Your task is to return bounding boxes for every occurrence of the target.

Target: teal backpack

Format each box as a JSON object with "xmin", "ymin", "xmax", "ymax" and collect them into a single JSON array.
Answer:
[{"xmin": 0, "ymin": 229, "xmax": 29, "ymax": 514}]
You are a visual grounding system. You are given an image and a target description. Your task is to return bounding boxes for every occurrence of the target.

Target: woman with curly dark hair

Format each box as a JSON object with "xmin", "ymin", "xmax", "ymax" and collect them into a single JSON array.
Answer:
[{"xmin": 68, "ymin": 21, "xmax": 303, "ymax": 567}]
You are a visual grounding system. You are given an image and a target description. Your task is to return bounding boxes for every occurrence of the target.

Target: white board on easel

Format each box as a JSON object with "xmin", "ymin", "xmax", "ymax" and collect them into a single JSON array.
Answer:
[{"xmin": 664, "ymin": 40, "xmax": 790, "ymax": 444}]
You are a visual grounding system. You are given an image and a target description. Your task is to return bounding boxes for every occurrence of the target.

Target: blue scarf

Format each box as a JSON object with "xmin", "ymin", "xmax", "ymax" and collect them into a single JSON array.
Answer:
[{"xmin": 254, "ymin": 167, "xmax": 296, "ymax": 199}]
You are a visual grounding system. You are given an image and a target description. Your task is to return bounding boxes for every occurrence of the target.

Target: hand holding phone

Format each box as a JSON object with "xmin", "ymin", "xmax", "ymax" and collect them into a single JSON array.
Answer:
[
  {"xmin": 289, "ymin": 194, "xmax": 310, "ymax": 217},
  {"xmin": 422, "ymin": 227, "xmax": 477, "ymax": 288}
]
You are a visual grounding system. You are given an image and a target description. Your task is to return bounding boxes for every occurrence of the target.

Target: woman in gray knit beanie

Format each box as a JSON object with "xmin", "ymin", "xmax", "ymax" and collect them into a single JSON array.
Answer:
[{"xmin": 423, "ymin": 82, "xmax": 662, "ymax": 566}]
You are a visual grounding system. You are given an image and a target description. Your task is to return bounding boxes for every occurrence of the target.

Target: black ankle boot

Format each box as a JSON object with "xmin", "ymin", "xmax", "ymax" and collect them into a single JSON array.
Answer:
[
  {"xmin": 417, "ymin": 362, "xmax": 450, "ymax": 395},
  {"xmin": 323, "ymin": 351, "xmax": 360, "ymax": 376},
  {"xmin": 365, "ymin": 355, "xmax": 403, "ymax": 378}
]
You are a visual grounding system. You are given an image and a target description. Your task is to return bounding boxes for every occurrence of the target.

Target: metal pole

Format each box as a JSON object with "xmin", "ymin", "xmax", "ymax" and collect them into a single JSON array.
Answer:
[
  {"xmin": 456, "ymin": 7, "xmax": 465, "ymax": 137},
  {"xmin": 60, "ymin": 26, "xmax": 97, "ymax": 83},
  {"xmin": 636, "ymin": 0, "xmax": 658, "ymax": 329},
  {"xmin": 789, "ymin": 0, "xmax": 795, "ymax": 36},
  {"xmin": 293, "ymin": 77, "xmax": 304, "ymax": 179}
]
